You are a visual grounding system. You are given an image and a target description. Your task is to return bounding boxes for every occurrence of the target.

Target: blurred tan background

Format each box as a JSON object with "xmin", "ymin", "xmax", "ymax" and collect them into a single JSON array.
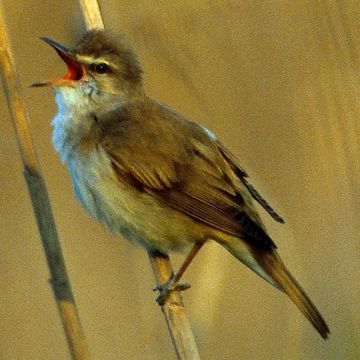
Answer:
[{"xmin": 0, "ymin": 1, "xmax": 359, "ymax": 359}]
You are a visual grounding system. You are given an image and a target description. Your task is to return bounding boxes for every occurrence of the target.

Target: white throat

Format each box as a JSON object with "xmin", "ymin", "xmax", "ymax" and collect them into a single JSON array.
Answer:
[{"xmin": 52, "ymin": 84, "xmax": 125, "ymax": 161}]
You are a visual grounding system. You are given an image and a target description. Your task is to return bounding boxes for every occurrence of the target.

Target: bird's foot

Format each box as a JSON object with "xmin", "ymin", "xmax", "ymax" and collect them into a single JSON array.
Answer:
[{"xmin": 152, "ymin": 275, "xmax": 191, "ymax": 305}]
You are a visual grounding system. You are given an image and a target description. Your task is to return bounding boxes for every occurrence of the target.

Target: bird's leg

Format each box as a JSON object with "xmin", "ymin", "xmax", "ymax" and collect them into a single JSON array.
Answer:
[{"xmin": 154, "ymin": 242, "xmax": 204, "ymax": 305}]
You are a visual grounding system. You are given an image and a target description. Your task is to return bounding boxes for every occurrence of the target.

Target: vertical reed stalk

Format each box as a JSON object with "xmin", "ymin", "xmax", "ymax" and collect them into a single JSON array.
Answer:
[{"xmin": 0, "ymin": 7, "xmax": 89, "ymax": 360}]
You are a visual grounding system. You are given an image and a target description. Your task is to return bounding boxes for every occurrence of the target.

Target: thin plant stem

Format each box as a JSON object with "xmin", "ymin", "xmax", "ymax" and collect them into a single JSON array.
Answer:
[
  {"xmin": 148, "ymin": 251, "xmax": 201, "ymax": 360},
  {"xmin": 0, "ymin": 7, "xmax": 89, "ymax": 360}
]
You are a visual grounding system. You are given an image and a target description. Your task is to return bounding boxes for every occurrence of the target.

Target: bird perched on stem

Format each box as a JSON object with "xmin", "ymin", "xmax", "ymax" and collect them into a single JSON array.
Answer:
[{"xmin": 32, "ymin": 30, "xmax": 329, "ymax": 339}]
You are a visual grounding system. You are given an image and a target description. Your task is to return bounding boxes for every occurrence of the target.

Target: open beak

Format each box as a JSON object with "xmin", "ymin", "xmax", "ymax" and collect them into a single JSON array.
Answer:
[{"xmin": 30, "ymin": 37, "xmax": 84, "ymax": 87}]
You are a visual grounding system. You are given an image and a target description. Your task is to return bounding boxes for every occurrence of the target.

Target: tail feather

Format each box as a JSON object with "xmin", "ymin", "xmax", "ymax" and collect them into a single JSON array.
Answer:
[
  {"xmin": 221, "ymin": 239, "xmax": 330, "ymax": 339},
  {"xmin": 259, "ymin": 251, "xmax": 330, "ymax": 339}
]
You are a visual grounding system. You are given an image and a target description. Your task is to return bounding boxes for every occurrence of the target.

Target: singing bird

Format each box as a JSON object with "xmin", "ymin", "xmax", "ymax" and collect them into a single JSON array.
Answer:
[{"xmin": 33, "ymin": 30, "xmax": 329, "ymax": 339}]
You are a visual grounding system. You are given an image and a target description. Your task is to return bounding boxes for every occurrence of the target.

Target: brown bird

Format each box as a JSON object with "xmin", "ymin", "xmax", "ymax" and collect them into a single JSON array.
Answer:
[{"xmin": 32, "ymin": 30, "xmax": 330, "ymax": 339}]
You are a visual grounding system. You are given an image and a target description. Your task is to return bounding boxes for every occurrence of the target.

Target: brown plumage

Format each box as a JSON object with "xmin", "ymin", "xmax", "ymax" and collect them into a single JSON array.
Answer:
[
  {"xmin": 100, "ymin": 97, "xmax": 330, "ymax": 339},
  {"xmin": 256, "ymin": 251, "xmax": 329, "ymax": 338},
  {"xmin": 35, "ymin": 30, "xmax": 330, "ymax": 339}
]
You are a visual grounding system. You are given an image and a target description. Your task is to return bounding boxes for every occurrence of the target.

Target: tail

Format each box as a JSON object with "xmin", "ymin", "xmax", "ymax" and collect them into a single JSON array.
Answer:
[
  {"xmin": 257, "ymin": 250, "xmax": 330, "ymax": 339},
  {"xmin": 222, "ymin": 240, "xmax": 330, "ymax": 339}
]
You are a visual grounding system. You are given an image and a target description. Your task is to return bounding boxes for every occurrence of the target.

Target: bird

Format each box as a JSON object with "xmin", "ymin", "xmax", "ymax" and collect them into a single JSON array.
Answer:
[{"xmin": 32, "ymin": 29, "xmax": 330, "ymax": 339}]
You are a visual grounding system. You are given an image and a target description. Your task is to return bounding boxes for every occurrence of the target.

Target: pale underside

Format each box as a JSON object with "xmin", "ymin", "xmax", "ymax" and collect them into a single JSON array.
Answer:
[{"xmin": 52, "ymin": 89, "xmax": 283, "ymax": 286}]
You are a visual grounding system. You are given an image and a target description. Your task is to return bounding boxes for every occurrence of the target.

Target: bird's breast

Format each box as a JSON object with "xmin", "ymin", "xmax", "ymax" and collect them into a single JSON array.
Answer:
[{"xmin": 65, "ymin": 146, "xmax": 205, "ymax": 253}]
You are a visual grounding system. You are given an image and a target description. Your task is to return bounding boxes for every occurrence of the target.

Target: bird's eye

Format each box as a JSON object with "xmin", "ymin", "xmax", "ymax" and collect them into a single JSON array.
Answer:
[{"xmin": 91, "ymin": 63, "xmax": 111, "ymax": 74}]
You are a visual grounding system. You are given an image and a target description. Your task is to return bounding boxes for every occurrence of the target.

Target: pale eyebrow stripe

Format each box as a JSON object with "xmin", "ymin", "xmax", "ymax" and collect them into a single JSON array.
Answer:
[{"xmin": 76, "ymin": 55, "xmax": 119, "ymax": 69}]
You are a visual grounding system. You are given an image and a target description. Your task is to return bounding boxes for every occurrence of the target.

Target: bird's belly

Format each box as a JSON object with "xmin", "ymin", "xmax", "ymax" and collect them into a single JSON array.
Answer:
[{"xmin": 67, "ymin": 149, "xmax": 205, "ymax": 253}]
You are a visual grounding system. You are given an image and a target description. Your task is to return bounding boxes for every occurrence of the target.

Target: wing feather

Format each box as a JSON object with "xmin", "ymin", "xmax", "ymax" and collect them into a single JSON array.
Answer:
[
  {"xmin": 101, "ymin": 103, "xmax": 280, "ymax": 250},
  {"xmin": 104, "ymin": 134, "xmax": 276, "ymax": 250},
  {"xmin": 216, "ymin": 141, "xmax": 285, "ymax": 224}
]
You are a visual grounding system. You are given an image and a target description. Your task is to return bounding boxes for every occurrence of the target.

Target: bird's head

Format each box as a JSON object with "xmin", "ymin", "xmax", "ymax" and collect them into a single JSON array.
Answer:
[{"xmin": 32, "ymin": 30, "xmax": 144, "ymax": 106}]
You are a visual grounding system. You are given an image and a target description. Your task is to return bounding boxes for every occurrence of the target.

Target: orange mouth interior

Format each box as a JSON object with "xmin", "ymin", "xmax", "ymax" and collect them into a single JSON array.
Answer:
[{"xmin": 56, "ymin": 50, "xmax": 84, "ymax": 81}]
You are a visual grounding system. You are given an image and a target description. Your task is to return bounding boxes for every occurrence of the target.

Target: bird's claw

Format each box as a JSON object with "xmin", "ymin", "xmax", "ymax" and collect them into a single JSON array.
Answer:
[{"xmin": 152, "ymin": 278, "xmax": 191, "ymax": 305}]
